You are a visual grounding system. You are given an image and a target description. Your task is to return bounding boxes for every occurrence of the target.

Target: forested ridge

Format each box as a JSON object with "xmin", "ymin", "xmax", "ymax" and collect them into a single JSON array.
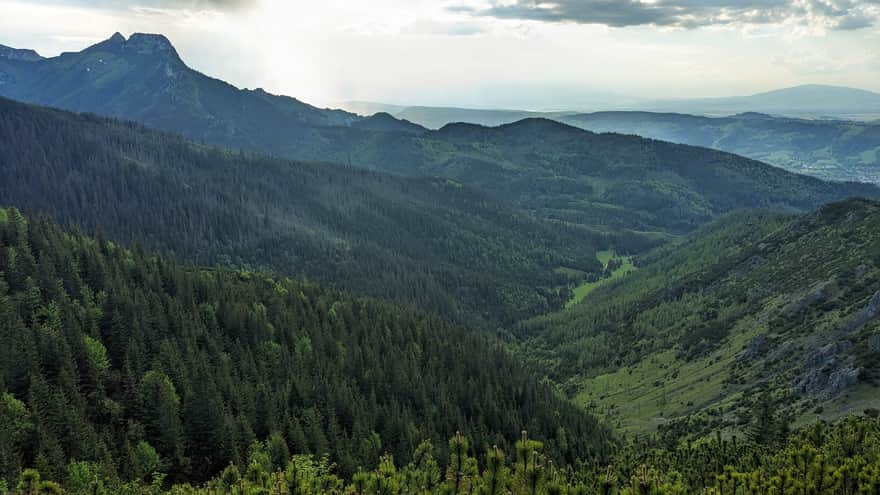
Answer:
[
  {"xmin": 0, "ymin": 96, "xmax": 610, "ymax": 330},
  {"xmin": 2, "ymin": 33, "xmax": 877, "ymax": 239},
  {"xmin": 0, "ymin": 206, "xmax": 613, "ymax": 488}
]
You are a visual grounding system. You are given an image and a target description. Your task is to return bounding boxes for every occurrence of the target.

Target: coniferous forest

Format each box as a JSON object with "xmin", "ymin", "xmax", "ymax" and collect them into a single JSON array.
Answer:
[
  {"xmin": 2, "ymin": 25, "xmax": 880, "ymax": 495},
  {"xmin": 0, "ymin": 206, "xmax": 611, "ymax": 488}
]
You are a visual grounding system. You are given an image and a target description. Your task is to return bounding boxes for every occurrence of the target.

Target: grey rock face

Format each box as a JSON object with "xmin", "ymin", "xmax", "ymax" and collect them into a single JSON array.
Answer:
[
  {"xmin": 794, "ymin": 365, "xmax": 860, "ymax": 399},
  {"xmin": 0, "ymin": 44, "xmax": 43, "ymax": 62},
  {"xmin": 787, "ymin": 285, "xmax": 828, "ymax": 315},
  {"xmin": 740, "ymin": 334, "xmax": 768, "ymax": 362},
  {"xmin": 806, "ymin": 341, "xmax": 852, "ymax": 368},
  {"xmin": 843, "ymin": 290, "xmax": 880, "ymax": 333}
]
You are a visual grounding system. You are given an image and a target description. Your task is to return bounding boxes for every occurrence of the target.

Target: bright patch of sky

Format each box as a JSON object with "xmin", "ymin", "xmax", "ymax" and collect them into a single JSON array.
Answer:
[{"xmin": 1, "ymin": 0, "xmax": 878, "ymax": 109}]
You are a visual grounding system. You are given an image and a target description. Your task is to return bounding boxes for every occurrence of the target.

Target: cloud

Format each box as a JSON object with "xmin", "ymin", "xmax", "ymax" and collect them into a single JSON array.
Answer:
[
  {"xmin": 401, "ymin": 19, "xmax": 488, "ymax": 36},
  {"xmin": 38, "ymin": 0, "xmax": 257, "ymax": 13},
  {"xmin": 454, "ymin": 0, "xmax": 880, "ymax": 30}
]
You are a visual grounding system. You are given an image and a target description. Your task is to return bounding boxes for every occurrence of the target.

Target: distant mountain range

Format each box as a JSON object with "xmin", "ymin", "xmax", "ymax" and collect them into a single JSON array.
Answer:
[
  {"xmin": 340, "ymin": 99, "xmax": 880, "ymax": 184},
  {"xmin": 341, "ymin": 101, "xmax": 569, "ymax": 130},
  {"xmin": 344, "ymin": 85, "xmax": 880, "ymax": 124},
  {"xmin": 558, "ymin": 112, "xmax": 880, "ymax": 183},
  {"xmin": 1, "ymin": 33, "xmax": 877, "ymax": 233},
  {"xmin": 0, "ymin": 33, "xmax": 361, "ymax": 154},
  {"xmin": 643, "ymin": 85, "xmax": 880, "ymax": 118}
]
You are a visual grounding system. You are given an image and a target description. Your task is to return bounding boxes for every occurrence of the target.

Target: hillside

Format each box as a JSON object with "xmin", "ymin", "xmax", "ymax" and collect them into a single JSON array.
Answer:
[
  {"xmin": 559, "ymin": 111, "xmax": 880, "ymax": 183},
  {"xmin": 0, "ymin": 205, "xmax": 612, "ymax": 485},
  {"xmin": 2, "ymin": 35, "xmax": 876, "ymax": 240},
  {"xmin": 0, "ymin": 97, "xmax": 606, "ymax": 329},
  {"xmin": 335, "ymin": 118, "xmax": 880, "ymax": 235},
  {"xmin": 0, "ymin": 33, "xmax": 362, "ymax": 154},
  {"xmin": 341, "ymin": 104, "xmax": 880, "ymax": 185},
  {"xmin": 519, "ymin": 199, "xmax": 880, "ymax": 436}
]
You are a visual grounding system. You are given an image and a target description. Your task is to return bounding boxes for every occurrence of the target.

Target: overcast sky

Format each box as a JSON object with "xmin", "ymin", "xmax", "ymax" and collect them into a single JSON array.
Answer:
[{"xmin": 1, "ymin": 0, "xmax": 879, "ymax": 109}]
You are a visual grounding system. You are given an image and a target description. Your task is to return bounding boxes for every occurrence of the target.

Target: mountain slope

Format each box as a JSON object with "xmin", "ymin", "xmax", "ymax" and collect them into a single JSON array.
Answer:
[
  {"xmin": 0, "ymin": 205, "xmax": 612, "ymax": 484},
  {"xmin": 0, "ymin": 35, "xmax": 880, "ymax": 240},
  {"xmin": 333, "ymin": 118, "xmax": 880, "ymax": 235},
  {"xmin": 519, "ymin": 199, "xmax": 880, "ymax": 435},
  {"xmin": 0, "ymin": 33, "xmax": 362, "ymax": 154},
  {"xmin": 0, "ymin": 96, "xmax": 605, "ymax": 329},
  {"xmin": 2, "ymin": 35, "xmax": 876, "ymax": 240},
  {"xmin": 0, "ymin": 44, "xmax": 43, "ymax": 62},
  {"xmin": 558, "ymin": 111, "xmax": 880, "ymax": 183},
  {"xmin": 340, "ymin": 104, "xmax": 880, "ymax": 184}
]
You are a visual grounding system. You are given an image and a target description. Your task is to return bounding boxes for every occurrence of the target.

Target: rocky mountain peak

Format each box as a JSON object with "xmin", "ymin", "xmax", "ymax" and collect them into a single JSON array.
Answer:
[{"xmin": 0, "ymin": 44, "xmax": 44, "ymax": 62}]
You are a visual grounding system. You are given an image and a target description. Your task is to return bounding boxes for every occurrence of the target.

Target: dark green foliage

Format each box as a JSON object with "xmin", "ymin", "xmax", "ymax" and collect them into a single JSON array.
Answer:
[
  {"xmin": 0, "ymin": 96, "xmax": 605, "ymax": 329},
  {"xmin": 519, "ymin": 199, "xmax": 880, "ymax": 435},
  {"xmin": 0, "ymin": 206, "xmax": 612, "ymax": 486},
  {"xmin": 5, "ymin": 415, "xmax": 879, "ymax": 495},
  {"xmin": 519, "ymin": 210, "xmax": 791, "ymax": 379},
  {"xmin": 339, "ymin": 118, "xmax": 879, "ymax": 234}
]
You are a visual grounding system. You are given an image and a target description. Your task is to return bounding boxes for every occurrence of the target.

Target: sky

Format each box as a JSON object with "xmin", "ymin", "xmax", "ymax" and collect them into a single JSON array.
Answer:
[{"xmin": 1, "ymin": 0, "xmax": 879, "ymax": 110}]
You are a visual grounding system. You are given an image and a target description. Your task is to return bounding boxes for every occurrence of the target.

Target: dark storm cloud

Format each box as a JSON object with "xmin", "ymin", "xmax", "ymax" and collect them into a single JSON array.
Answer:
[{"xmin": 455, "ymin": 0, "xmax": 880, "ymax": 30}]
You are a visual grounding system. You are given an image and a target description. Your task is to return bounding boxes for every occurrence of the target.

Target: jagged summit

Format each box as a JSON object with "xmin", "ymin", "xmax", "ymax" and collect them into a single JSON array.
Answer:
[
  {"xmin": 83, "ymin": 32, "xmax": 182, "ymax": 61},
  {"xmin": 126, "ymin": 33, "xmax": 178, "ymax": 54},
  {"xmin": 0, "ymin": 32, "xmax": 366, "ymax": 153}
]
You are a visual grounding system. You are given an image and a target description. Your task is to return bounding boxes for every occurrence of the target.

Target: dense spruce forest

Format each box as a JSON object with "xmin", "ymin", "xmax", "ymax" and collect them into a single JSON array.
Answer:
[
  {"xmin": 0, "ymin": 96, "xmax": 615, "ymax": 330},
  {"xmin": 0, "ymin": 206, "xmax": 613, "ymax": 487},
  {"xmin": 519, "ymin": 199, "xmax": 880, "ymax": 435}
]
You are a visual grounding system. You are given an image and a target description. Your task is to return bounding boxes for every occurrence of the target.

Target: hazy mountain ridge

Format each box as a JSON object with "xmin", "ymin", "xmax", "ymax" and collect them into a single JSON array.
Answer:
[
  {"xmin": 335, "ymin": 117, "xmax": 880, "ymax": 235},
  {"xmin": 341, "ymin": 100, "xmax": 880, "ymax": 184},
  {"xmin": 0, "ymin": 33, "xmax": 363, "ymax": 153},
  {"xmin": 0, "ymin": 96, "xmax": 607, "ymax": 329},
  {"xmin": 558, "ymin": 111, "xmax": 880, "ymax": 183},
  {"xmin": 5, "ymin": 34, "xmax": 872, "ymax": 244},
  {"xmin": 643, "ymin": 84, "xmax": 880, "ymax": 118}
]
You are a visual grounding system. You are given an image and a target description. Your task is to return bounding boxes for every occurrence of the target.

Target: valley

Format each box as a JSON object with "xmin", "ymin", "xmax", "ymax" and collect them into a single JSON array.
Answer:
[
  {"xmin": 0, "ymin": 25, "xmax": 879, "ymax": 495},
  {"xmin": 522, "ymin": 201, "xmax": 880, "ymax": 439}
]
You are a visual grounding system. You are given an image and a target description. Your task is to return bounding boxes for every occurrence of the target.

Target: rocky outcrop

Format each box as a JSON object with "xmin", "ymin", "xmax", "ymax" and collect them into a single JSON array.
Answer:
[
  {"xmin": 793, "ymin": 341, "xmax": 860, "ymax": 399},
  {"xmin": 843, "ymin": 290, "xmax": 880, "ymax": 333},
  {"xmin": 787, "ymin": 285, "xmax": 828, "ymax": 315},
  {"xmin": 739, "ymin": 333, "xmax": 768, "ymax": 362},
  {"xmin": 794, "ymin": 365, "xmax": 860, "ymax": 400},
  {"xmin": 806, "ymin": 341, "xmax": 852, "ymax": 368},
  {"xmin": 0, "ymin": 44, "xmax": 43, "ymax": 62}
]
